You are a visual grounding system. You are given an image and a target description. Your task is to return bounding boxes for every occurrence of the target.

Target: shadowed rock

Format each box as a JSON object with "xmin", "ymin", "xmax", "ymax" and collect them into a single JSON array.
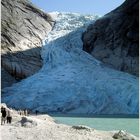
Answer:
[
  {"xmin": 82, "ymin": 0, "xmax": 139, "ymax": 76},
  {"xmin": 1, "ymin": 68, "xmax": 17, "ymax": 88}
]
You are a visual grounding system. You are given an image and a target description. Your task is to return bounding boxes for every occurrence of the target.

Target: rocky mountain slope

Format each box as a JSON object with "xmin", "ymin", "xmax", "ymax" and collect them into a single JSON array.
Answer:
[
  {"xmin": 2, "ymin": 12, "xmax": 138, "ymax": 115},
  {"xmin": 82, "ymin": 0, "xmax": 139, "ymax": 76},
  {"xmin": 1, "ymin": 0, "xmax": 55, "ymax": 88}
]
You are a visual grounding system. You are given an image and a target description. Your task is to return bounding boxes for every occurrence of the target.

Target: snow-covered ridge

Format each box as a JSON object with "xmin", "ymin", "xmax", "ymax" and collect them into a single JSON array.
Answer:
[{"xmin": 2, "ymin": 12, "xmax": 138, "ymax": 114}]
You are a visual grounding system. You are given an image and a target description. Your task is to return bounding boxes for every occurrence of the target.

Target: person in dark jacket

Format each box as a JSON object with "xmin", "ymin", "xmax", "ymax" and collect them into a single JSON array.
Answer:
[
  {"xmin": 35, "ymin": 110, "xmax": 39, "ymax": 115},
  {"xmin": 7, "ymin": 110, "xmax": 12, "ymax": 124},
  {"xmin": 1, "ymin": 107, "xmax": 7, "ymax": 125}
]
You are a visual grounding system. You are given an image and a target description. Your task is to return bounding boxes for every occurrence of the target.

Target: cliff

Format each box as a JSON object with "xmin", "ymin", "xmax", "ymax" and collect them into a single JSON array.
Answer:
[
  {"xmin": 1, "ymin": 0, "xmax": 55, "ymax": 88},
  {"xmin": 82, "ymin": 0, "xmax": 139, "ymax": 76}
]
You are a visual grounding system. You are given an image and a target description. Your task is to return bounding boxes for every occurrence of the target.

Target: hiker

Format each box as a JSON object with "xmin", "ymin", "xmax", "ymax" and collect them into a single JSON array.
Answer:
[
  {"xmin": 18, "ymin": 110, "xmax": 22, "ymax": 116},
  {"xmin": 35, "ymin": 110, "xmax": 39, "ymax": 115},
  {"xmin": 7, "ymin": 110, "xmax": 12, "ymax": 124},
  {"xmin": 1, "ymin": 107, "xmax": 7, "ymax": 125},
  {"xmin": 21, "ymin": 110, "xmax": 24, "ymax": 116},
  {"xmin": 25, "ymin": 109, "xmax": 28, "ymax": 116},
  {"xmin": 28, "ymin": 110, "xmax": 30, "ymax": 115},
  {"xmin": 18, "ymin": 110, "xmax": 21, "ymax": 115},
  {"xmin": 19, "ymin": 110, "xmax": 24, "ymax": 116}
]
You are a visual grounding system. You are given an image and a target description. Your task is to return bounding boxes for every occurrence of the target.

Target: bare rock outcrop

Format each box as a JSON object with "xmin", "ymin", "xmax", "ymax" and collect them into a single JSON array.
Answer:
[
  {"xmin": 1, "ymin": 0, "xmax": 55, "ymax": 88},
  {"xmin": 82, "ymin": 0, "xmax": 139, "ymax": 76}
]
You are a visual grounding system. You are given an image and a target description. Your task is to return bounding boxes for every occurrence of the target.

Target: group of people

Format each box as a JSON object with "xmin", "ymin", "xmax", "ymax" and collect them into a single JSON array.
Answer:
[
  {"xmin": 1, "ymin": 107, "xmax": 12, "ymax": 125},
  {"xmin": 18, "ymin": 109, "xmax": 39, "ymax": 116},
  {"xmin": 1, "ymin": 107, "xmax": 30, "ymax": 125},
  {"xmin": 18, "ymin": 109, "xmax": 29, "ymax": 116},
  {"xmin": 1, "ymin": 106, "xmax": 40, "ymax": 125}
]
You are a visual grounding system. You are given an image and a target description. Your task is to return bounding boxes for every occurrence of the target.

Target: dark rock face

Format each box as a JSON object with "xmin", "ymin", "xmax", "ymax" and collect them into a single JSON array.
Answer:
[
  {"xmin": 1, "ymin": 68, "xmax": 17, "ymax": 89},
  {"xmin": 82, "ymin": 0, "xmax": 139, "ymax": 76},
  {"xmin": 1, "ymin": 0, "xmax": 55, "ymax": 88}
]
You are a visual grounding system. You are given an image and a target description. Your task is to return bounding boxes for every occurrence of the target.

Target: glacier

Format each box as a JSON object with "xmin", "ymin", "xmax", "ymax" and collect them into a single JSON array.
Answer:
[{"xmin": 2, "ymin": 12, "xmax": 138, "ymax": 114}]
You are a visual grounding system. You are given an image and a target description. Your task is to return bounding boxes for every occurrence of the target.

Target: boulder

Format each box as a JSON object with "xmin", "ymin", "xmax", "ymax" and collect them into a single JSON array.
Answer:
[
  {"xmin": 20, "ymin": 116, "xmax": 38, "ymax": 128},
  {"xmin": 113, "ymin": 130, "xmax": 138, "ymax": 140},
  {"xmin": 82, "ymin": 0, "xmax": 139, "ymax": 76},
  {"xmin": 1, "ymin": 0, "xmax": 55, "ymax": 88}
]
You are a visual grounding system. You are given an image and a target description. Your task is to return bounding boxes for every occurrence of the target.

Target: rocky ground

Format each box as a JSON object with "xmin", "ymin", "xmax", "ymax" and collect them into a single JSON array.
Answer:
[{"xmin": 1, "ymin": 104, "xmax": 138, "ymax": 140}]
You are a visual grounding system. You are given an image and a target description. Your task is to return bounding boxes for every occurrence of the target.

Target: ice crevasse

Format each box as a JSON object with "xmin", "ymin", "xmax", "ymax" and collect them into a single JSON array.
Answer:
[{"xmin": 2, "ymin": 12, "xmax": 138, "ymax": 114}]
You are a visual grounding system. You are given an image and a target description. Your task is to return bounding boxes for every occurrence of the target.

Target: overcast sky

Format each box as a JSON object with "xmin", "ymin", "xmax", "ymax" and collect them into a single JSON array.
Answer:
[{"xmin": 31, "ymin": 0, "xmax": 125, "ymax": 15}]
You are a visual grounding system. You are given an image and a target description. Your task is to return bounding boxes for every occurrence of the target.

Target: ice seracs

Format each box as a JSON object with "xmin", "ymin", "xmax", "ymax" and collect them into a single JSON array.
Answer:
[{"xmin": 2, "ymin": 12, "xmax": 138, "ymax": 114}]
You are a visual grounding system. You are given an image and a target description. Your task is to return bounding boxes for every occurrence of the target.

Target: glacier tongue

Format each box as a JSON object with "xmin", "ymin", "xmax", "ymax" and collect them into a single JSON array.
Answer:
[{"xmin": 2, "ymin": 12, "xmax": 138, "ymax": 114}]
